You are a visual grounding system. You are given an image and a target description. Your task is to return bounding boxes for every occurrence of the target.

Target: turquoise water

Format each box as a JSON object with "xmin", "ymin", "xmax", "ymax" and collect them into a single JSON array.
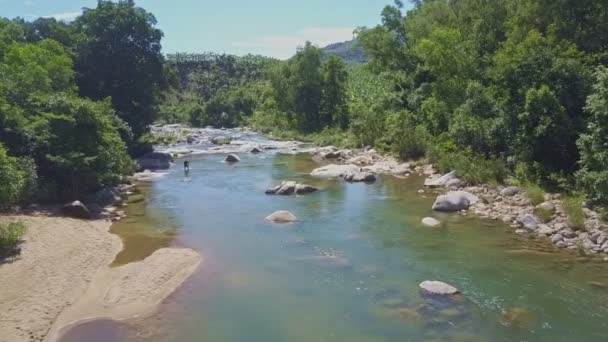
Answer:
[{"xmin": 62, "ymin": 152, "xmax": 608, "ymax": 342}]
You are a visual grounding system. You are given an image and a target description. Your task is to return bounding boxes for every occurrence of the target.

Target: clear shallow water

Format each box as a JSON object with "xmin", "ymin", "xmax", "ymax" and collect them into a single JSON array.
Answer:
[{"xmin": 62, "ymin": 151, "xmax": 608, "ymax": 341}]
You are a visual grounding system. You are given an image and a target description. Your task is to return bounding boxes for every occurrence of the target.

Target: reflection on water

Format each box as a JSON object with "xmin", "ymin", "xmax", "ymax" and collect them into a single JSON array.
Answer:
[{"xmin": 63, "ymin": 153, "xmax": 608, "ymax": 341}]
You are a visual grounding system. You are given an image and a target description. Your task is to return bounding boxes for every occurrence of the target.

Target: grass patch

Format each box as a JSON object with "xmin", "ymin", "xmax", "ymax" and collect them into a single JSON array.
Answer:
[
  {"xmin": 0, "ymin": 221, "xmax": 26, "ymax": 257},
  {"xmin": 562, "ymin": 195, "xmax": 586, "ymax": 231},
  {"xmin": 523, "ymin": 183, "xmax": 545, "ymax": 206},
  {"xmin": 534, "ymin": 207, "xmax": 553, "ymax": 223}
]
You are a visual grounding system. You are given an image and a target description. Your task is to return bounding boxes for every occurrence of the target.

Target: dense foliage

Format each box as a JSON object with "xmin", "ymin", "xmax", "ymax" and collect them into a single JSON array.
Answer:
[{"xmin": 0, "ymin": 0, "xmax": 164, "ymax": 205}]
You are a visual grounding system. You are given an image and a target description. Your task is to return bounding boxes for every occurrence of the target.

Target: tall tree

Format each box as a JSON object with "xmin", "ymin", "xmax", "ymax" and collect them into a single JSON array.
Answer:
[
  {"xmin": 73, "ymin": 0, "xmax": 166, "ymax": 142},
  {"xmin": 321, "ymin": 55, "xmax": 349, "ymax": 129}
]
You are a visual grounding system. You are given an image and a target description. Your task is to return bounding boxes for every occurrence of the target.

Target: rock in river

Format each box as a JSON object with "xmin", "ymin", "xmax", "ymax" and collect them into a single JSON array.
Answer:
[
  {"xmin": 432, "ymin": 191, "xmax": 478, "ymax": 212},
  {"xmin": 225, "ymin": 154, "xmax": 240, "ymax": 163},
  {"xmin": 266, "ymin": 210, "xmax": 298, "ymax": 223},
  {"xmin": 266, "ymin": 181, "xmax": 318, "ymax": 195},
  {"xmin": 311, "ymin": 164, "xmax": 359, "ymax": 178},
  {"xmin": 136, "ymin": 152, "xmax": 173, "ymax": 171},
  {"xmin": 422, "ymin": 217, "xmax": 441, "ymax": 227},
  {"xmin": 62, "ymin": 201, "xmax": 91, "ymax": 219},
  {"xmin": 419, "ymin": 281, "xmax": 459, "ymax": 295},
  {"xmin": 344, "ymin": 172, "xmax": 376, "ymax": 183}
]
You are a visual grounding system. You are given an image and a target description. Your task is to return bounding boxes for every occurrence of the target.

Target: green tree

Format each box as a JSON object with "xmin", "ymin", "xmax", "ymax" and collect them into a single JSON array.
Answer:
[
  {"xmin": 321, "ymin": 55, "xmax": 348, "ymax": 129},
  {"xmin": 578, "ymin": 67, "xmax": 608, "ymax": 206},
  {"xmin": 74, "ymin": 0, "xmax": 166, "ymax": 141}
]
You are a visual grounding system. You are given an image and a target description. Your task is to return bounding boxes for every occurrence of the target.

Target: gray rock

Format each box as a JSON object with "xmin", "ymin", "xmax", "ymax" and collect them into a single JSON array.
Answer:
[
  {"xmin": 500, "ymin": 186, "xmax": 521, "ymax": 197},
  {"xmin": 266, "ymin": 210, "xmax": 298, "ymax": 223},
  {"xmin": 446, "ymin": 178, "xmax": 463, "ymax": 189},
  {"xmin": 344, "ymin": 172, "xmax": 376, "ymax": 183},
  {"xmin": 62, "ymin": 201, "xmax": 91, "ymax": 219},
  {"xmin": 551, "ymin": 234, "xmax": 564, "ymax": 243},
  {"xmin": 560, "ymin": 228, "xmax": 576, "ymax": 239},
  {"xmin": 276, "ymin": 181, "xmax": 297, "ymax": 195},
  {"xmin": 250, "ymin": 147, "xmax": 262, "ymax": 153},
  {"xmin": 424, "ymin": 171, "xmax": 457, "ymax": 188},
  {"xmin": 517, "ymin": 214, "xmax": 539, "ymax": 231},
  {"xmin": 136, "ymin": 152, "xmax": 173, "ymax": 171},
  {"xmin": 432, "ymin": 191, "xmax": 479, "ymax": 212},
  {"xmin": 536, "ymin": 201, "xmax": 556, "ymax": 214},
  {"xmin": 391, "ymin": 163, "xmax": 411, "ymax": 176},
  {"xmin": 211, "ymin": 136, "xmax": 231, "ymax": 145},
  {"xmin": 422, "ymin": 217, "xmax": 441, "ymax": 227},
  {"xmin": 295, "ymin": 184, "xmax": 318, "ymax": 194},
  {"xmin": 515, "ymin": 229, "xmax": 527, "ymax": 235},
  {"xmin": 555, "ymin": 241, "xmax": 568, "ymax": 248},
  {"xmin": 537, "ymin": 225, "xmax": 554, "ymax": 235},
  {"xmin": 225, "ymin": 154, "xmax": 240, "ymax": 163},
  {"xmin": 419, "ymin": 281, "xmax": 459, "ymax": 295},
  {"xmin": 311, "ymin": 164, "xmax": 359, "ymax": 178}
]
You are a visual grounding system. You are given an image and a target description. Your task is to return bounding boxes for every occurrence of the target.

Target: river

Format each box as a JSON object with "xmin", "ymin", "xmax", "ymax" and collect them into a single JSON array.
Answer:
[{"xmin": 61, "ymin": 129, "xmax": 608, "ymax": 342}]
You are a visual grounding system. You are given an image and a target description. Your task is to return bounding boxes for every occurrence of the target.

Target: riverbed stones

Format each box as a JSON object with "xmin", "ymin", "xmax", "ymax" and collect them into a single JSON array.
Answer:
[
  {"xmin": 422, "ymin": 217, "xmax": 441, "ymax": 227},
  {"xmin": 424, "ymin": 171, "xmax": 457, "ymax": 188},
  {"xmin": 500, "ymin": 186, "xmax": 521, "ymax": 197},
  {"xmin": 432, "ymin": 191, "xmax": 478, "ymax": 212},
  {"xmin": 265, "ymin": 210, "xmax": 298, "ymax": 223},
  {"xmin": 62, "ymin": 201, "xmax": 91, "ymax": 219},
  {"xmin": 211, "ymin": 135, "xmax": 231, "ymax": 145},
  {"xmin": 225, "ymin": 154, "xmax": 240, "ymax": 163},
  {"xmin": 419, "ymin": 281, "xmax": 459, "ymax": 295}
]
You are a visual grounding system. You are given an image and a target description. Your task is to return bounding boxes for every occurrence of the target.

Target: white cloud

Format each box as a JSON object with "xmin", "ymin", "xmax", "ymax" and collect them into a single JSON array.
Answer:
[
  {"xmin": 233, "ymin": 27, "xmax": 355, "ymax": 59},
  {"xmin": 42, "ymin": 11, "xmax": 81, "ymax": 22}
]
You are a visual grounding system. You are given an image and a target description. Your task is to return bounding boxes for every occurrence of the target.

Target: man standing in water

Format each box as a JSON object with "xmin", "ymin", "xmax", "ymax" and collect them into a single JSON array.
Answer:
[{"xmin": 184, "ymin": 160, "xmax": 190, "ymax": 172}]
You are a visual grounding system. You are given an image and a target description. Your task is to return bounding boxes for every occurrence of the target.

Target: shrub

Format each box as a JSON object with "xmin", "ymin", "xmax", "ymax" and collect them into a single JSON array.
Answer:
[
  {"xmin": 428, "ymin": 140, "xmax": 508, "ymax": 184},
  {"xmin": 383, "ymin": 110, "xmax": 429, "ymax": 160},
  {"xmin": 562, "ymin": 195, "xmax": 586, "ymax": 230},
  {"xmin": 0, "ymin": 221, "xmax": 26, "ymax": 255},
  {"xmin": 0, "ymin": 144, "xmax": 36, "ymax": 209},
  {"xmin": 523, "ymin": 183, "xmax": 545, "ymax": 206}
]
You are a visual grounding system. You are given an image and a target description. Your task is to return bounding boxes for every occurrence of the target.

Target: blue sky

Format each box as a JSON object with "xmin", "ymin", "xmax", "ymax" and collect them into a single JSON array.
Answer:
[{"xmin": 0, "ymin": 0, "xmax": 406, "ymax": 59}]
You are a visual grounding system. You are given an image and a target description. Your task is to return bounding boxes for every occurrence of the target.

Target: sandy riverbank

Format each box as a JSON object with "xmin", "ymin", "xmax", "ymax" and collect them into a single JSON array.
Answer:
[{"xmin": 0, "ymin": 214, "xmax": 201, "ymax": 342}]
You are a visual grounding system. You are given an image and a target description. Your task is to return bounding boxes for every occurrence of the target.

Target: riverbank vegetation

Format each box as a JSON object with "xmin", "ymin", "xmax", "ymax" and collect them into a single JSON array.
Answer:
[
  {"xmin": 161, "ymin": 0, "xmax": 608, "ymax": 215},
  {"xmin": 0, "ymin": 0, "xmax": 167, "ymax": 207}
]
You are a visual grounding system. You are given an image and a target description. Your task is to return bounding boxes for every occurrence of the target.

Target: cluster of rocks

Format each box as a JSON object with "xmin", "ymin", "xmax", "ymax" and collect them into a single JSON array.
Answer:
[
  {"xmin": 265, "ymin": 181, "xmax": 318, "ymax": 195},
  {"xmin": 423, "ymin": 169, "xmax": 608, "ymax": 256},
  {"xmin": 61, "ymin": 185, "xmax": 135, "ymax": 222},
  {"xmin": 309, "ymin": 146, "xmax": 411, "ymax": 176}
]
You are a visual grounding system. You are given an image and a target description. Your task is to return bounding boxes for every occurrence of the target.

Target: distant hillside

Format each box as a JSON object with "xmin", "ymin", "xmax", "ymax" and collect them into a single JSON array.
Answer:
[{"xmin": 321, "ymin": 39, "xmax": 367, "ymax": 64}]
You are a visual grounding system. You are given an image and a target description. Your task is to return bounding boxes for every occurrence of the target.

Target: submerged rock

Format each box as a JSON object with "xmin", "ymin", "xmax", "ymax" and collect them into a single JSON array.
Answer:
[
  {"xmin": 422, "ymin": 217, "xmax": 441, "ymax": 227},
  {"xmin": 225, "ymin": 154, "xmax": 240, "ymax": 163},
  {"xmin": 62, "ymin": 201, "xmax": 91, "ymax": 219},
  {"xmin": 295, "ymin": 184, "xmax": 318, "ymax": 194},
  {"xmin": 499, "ymin": 307, "xmax": 535, "ymax": 328},
  {"xmin": 432, "ymin": 191, "xmax": 478, "ymax": 212},
  {"xmin": 419, "ymin": 281, "xmax": 459, "ymax": 295},
  {"xmin": 265, "ymin": 210, "xmax": 298, "ymax": 223}
]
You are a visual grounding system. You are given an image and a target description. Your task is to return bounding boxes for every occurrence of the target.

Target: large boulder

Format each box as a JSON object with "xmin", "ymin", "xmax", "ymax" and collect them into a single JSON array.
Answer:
[
  {"xmin": 276, "ymin": 181, "xmax": 297, "ymax": 195},
  {"xmin": 517, "ymin": 214, "xmax": 539, "ymax": 231},
  {"xmin": 500, "ymin": 186, "xmax": 521, "ymax": 197},
  {"xmin": 136, "ymin": 152, "xmax": 173, "ymax": 171},
  {"xmin": 344, "ymin": 172, "xmax": 376, "ymax": 183},
  {"xmin": 62, "ymin": 201, "xmax": 91, "ymax": 219},
  {"xmin": 225, "ymin": 154, "xmax": 240, "ymax": 163},
  {"xmin": 311, "ymin": 164, "xmax": 359, "ymax": 178},
  {"xmin": 432, "ymin": 191, "xmax": 478, "ymax": 212},
  {"xmin": 266, "ymin": 210, "xmax": 298, "ymax": 223},
  {"xmin": 424, "ymin": 171, "xmax": 457, "ymax": 188},
  {"xmin": 419, "ymin": 281, "xmax": 459, "ymax": 295}
]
